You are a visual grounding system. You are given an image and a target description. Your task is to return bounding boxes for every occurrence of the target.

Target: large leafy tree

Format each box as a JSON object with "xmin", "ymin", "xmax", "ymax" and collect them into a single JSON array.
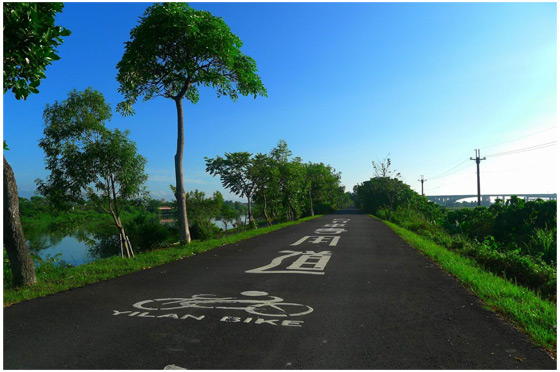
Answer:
[
  {"xmin": 354, "ymin": 156, "xmax": 413, "ymax": 217},
  {"xmin": 116, "ymin": 3, "xmax": 267, "ymax": 244},
  {"xmin": 304, "ymin": 162, "xmax": 342, "ymax": 216},
  {"xmin": 3, "ymin": 2, "xmax": 71, "ymax": 99},
  {"xmin": 269, "ymin": 140, "xmax": 306, "ymax": 221},
  {"xmin": 3, "ymin": 2, "xmax": 70, "ymax": 286},
  {"xmin": 37, "ymin": 88, "xmax": 148, "ymax": 258}
]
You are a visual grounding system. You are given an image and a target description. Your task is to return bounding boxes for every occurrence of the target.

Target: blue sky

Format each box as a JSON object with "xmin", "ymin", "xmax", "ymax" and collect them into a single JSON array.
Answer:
[{"xmin": 3, "ymin": 2, "xmax": 557, "ymax": 201}]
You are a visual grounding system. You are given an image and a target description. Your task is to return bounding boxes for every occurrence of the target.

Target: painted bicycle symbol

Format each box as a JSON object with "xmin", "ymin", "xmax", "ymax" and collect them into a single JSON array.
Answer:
[{"xmin": 132, "ymin": 291, "xmax": 313, "ymax": 318}]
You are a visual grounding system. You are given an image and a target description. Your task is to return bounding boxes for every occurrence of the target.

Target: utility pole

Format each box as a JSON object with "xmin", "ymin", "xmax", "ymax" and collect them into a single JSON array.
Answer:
[
  {"xmin": 418, "ymin": 175, "xmax": 427, "ymax": 196},
  {"xmin": 470, "ymin": 149, "xmax": 486, "ymax": 206}
]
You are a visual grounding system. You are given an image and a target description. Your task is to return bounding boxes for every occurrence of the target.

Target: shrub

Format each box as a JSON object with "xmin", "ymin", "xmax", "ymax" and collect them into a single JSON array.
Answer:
[
  {"xmin": 525, "ymin": 227, "xmax": 557, "ymax": 265},
  {"xmin": 462, "ymin": 237, "xmax": 556, "ymax": 300},
  {"xmin": 125, "ymin": 213, "xmax": 178, "ymax": 252}
]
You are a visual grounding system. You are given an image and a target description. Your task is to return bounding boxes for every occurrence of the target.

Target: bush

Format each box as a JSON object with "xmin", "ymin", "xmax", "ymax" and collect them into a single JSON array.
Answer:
[
  {"xmin": 125, "ymin": 213, "xmax": 178, "ymax": 252},
  {"xmin": 466, "ymin": 238, "xmax": 557, "ymax": 299},
  {"xmin": 189, "ymin": 221, "xmax": 221, "ymax": 241},
  {"xmin": 525, "ymin": 227, "xmax": 557, "ymax": 265}
]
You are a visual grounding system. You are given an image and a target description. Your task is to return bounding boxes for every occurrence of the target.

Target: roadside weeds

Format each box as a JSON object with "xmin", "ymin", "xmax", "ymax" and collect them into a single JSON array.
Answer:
[{"xmin": 372, "ymin": 215, "xmax": 557, "ymax": 358}]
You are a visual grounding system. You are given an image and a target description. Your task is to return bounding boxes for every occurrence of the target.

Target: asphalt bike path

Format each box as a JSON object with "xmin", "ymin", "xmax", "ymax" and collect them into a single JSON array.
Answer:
[{"xmin": 3, "ymin": 209, "xmax": 556, "ymax": 369}]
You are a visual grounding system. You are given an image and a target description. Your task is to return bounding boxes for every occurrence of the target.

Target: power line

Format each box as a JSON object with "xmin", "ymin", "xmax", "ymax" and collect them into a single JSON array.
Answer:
[
  {"xmin": 428, "ymin": 159, "xmax": 471, "ymax": 180},
  {"xmin": 480, "ymin": 126, "xmax": 556, "ymax": 151},
  {"xmin": 424, "ymin": 171, "xmax": 474, "ymax": 193},
  {"xmin": 422, "ymin": 138, "xmax": 556, "ymax": 194},
  {"xmin": 486, "ymin": 141, "xmax": 557, "ymax": 158}
]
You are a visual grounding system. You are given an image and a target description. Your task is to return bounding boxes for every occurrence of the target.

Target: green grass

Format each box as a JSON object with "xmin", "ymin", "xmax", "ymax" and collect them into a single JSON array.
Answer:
[
  {"xmin": 374, "ymin": 216, "xmax": 557, "ymax": 354},
  {"xmin": 4, "ymin": 215, "xmax": 322, "ymax": 306}
]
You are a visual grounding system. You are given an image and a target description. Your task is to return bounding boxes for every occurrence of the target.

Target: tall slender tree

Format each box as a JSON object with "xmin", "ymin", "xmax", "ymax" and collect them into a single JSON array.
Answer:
[{"xmin": 116, "ymin": 3, "xmax": 267, "ymax": 244}]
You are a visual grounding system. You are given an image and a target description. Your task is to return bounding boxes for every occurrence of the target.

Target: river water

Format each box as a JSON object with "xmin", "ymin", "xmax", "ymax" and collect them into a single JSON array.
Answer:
[
  {"xmin": 31, "ymin": 234, "xmax": 97, "ymax": 266},
  {"xmin": 26, "ymin": 215, "xmax": 245, "ymax": 267}
]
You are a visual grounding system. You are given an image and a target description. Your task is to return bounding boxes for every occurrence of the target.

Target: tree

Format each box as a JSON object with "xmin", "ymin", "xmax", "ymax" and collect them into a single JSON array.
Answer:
[
  {"xmin": 37, "ymin": 88, "xmax": 148, "ymax": 258},
  {"xmin": 116, "ymin": 3, "xmax": 267, "ymax": 244},
  {"xmin": 185, "ymin": 189, "xmax": 224, "ymax": 239},
  {"xmin": 3, "ymin": 2, "xmax": 71, "ymax": 286},
  {"xmin": 251, "ymin": 153, "xmax": 275, "ymax": 226},
  {"xmin": 205, "ymin": 152, "xmax": 258, "ymax": 229},
  {"xmin": 371, "ymin": 155, "xmax": 403, "ymax": 216},
  {"xmin": 3, "ymin": 2, "xmax": 71, "ymax": 99},
  {"xmin": 4, "ymin": 156, "xmax": 37, "ymax": 286},
  {"xmin": 269, "ymin": 140, "xmax": 306, "ymax": 221}
]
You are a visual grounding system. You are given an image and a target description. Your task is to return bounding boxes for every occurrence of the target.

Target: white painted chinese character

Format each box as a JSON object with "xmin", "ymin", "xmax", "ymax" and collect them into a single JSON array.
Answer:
[
  {"xmin": 314, "ymin": 227, "xmax": 347, "ymax": 235},
  {"xmin": 290, "ymin": 235, "xmax": 340, "ymax": 246},
  {"xmin": 246, "ymin": 250, "xmax": 332, "ymax": 275}
]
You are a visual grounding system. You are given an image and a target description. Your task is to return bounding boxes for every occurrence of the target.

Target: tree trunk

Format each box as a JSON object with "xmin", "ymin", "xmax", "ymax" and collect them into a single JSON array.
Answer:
[
  {"xmin": 247, "ymin": 195, "xmax": 256, "ymax": 229},
  {"xmin": 118, "ymin": 224, "xmax": 134, "ymax": 258},
  {"xmin": 174, "ymin": 98, "xmax": 191, "ymax": 244},
  {"xmin": 262, "ymin": 191, "xmax": 271, "ymax": 226},
  {"xmin": 110, "ymin": 212, "xmax": 134, "ymax": 258},
  {"xmin": 3, "ymin": 155, "xmax": 36, "ymax": 286}
]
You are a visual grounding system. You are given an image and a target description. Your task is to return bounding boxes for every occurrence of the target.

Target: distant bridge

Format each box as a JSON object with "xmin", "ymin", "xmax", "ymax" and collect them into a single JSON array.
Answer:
[{"xmin": 427, "ymin": 194, "xmax": 557, "ymax": 205}]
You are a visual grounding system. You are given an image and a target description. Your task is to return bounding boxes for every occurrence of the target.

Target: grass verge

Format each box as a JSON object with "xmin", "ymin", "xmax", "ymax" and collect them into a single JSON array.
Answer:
[
  {"xmin": 375, "ymin": 216, "xmax": 557, "ymax": 355},
  {"xmin": 4, "ymin": 215, "xmax": 322, "ymax": 306}
]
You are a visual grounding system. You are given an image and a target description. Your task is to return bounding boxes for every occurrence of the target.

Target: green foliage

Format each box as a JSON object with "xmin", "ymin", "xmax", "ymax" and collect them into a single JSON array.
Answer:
[
  {"xmin": 3, "ymin": 2, "xmax": 71, "ymax": 99},
  {"xmin": 37, "ymin": 88, "xmax": 148, "ymax": 210},
  {"xmin": 185, "ymin": 190, "xmax": 224, "ymax": 240},
  {"xmin": 526, "ymin": 227, "xmax": 557, "ymax": 266},
  {"xmin": 125, "ymin": 213, "xmax": 179, "ymax": 251},
  {"xmin": 205, "ymin": 153, "xmax": 255, "ymax": 199},
  {"xmin": 441, "ymin": 197, "xmax": 557, "ymax": 264},
  {"xmin": 205, "ymin": 152, "xmax": 259, "ymax": 228},
  {"xmin": 90, "ymin": 212, "xmax": 180, "ymax": 258},
  {"xmin": 218, "ymin": 202, "xmax": 242, "ymax": 231},
  {"xmin": 207, "ymin": 140, "xmax": 346, "ymax": 225},
  {"xmin": 354, "ymin": 176, "xmax": 439, "ymax": 221},
  {"xmin": 305, "ymin": 162, "xmax": 343, "ymax": 214},
  {"xmin": 36, "ymin": 88, "xmax": 148, "ymax": 258},
  {"xmin": 116, "ymin": 2, "xmax": 267, "ymax": 115},
  {"xmin": 465, "ymin": 237, "xmax": 557, "ymax": 298}
]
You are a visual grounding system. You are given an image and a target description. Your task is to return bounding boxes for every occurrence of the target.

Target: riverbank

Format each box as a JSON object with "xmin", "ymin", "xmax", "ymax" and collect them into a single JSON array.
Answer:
[{"xmin": 4, "ymin": 215, "xmax": 322, "ymax": 306}]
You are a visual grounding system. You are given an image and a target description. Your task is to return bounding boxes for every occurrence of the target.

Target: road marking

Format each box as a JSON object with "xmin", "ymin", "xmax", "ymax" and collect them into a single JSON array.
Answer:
[
  {"xmin": 163, "ymin": 364, "xmax": 186, "ymax": 370},
  {"xmin": 290, "ymin": 235, "xmax": 340, "ymax": 246},
  {"xmin": 314, "ymin": 227, "xmax": 347, "ymax": 235},
  {"xmin": 246, "ymin": 250, "xmax": 331, "ymax": 275}
]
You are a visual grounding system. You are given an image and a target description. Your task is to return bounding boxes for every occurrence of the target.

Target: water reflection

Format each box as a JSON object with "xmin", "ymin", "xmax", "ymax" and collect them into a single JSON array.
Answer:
[
  {"xmin": 24, "ymin": 219, "xmax": 113, "ymax": 267},
  {"xmin": 23, "ymin": 210, "xmax": 244, "ymax": 268}
]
